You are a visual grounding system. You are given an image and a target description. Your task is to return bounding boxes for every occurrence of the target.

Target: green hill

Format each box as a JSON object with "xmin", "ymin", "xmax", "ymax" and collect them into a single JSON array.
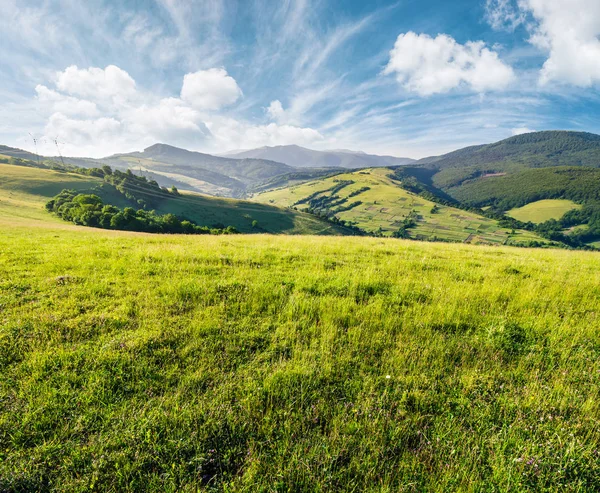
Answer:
[
  {"xmin": 0, "ymin": 163, "xmax": 349, "ymax": 235},
  {"xmin": 0, "ymin": 143, "xmax": 353, "ymax": 199},
  {"xmin": 420, "ymin": 131, "xmax": 600, "ymax": 172},
  {"xmin": 405, "ymin": 131, "xmax": 600, "ymax": 205},
  {"xmin": 507, "ymin": 199, "xmax": 581, "ymax": 224},
  {"xmin": 254, "ymin": 167, "xmax": 546, "ymax": 246}
]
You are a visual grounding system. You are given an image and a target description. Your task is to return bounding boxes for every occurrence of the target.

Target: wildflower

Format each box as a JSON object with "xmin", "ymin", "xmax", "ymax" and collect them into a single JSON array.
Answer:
[{"xmin": 386, "ymin": 375, "xmax": 391, "ymax": 379}]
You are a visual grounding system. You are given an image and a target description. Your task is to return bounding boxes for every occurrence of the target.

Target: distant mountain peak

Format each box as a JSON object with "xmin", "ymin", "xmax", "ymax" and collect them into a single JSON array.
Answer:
[{"xmin": 224, "ymin": 145, "xmax": 415, "ymax": 169}]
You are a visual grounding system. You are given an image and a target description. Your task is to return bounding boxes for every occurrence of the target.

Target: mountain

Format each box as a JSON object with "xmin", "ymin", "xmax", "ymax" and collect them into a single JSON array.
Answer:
[
  {"xmin": 397, "ymin": 131, "xmax": 600, "ymax": 201},
  {"xmin": 98, "ymin": 143, "xmax": 297, "ymax": 196},
  {"xmin": 418, "ymin": 131, "xmax": 600, "ymax": 170},
  {"xmin": 225, "ymin": 144, "xmax": 415, "ymax": 169},
  {"xmin": 0, "ymin": 143, "xmax": 301, "ymax": 197}
]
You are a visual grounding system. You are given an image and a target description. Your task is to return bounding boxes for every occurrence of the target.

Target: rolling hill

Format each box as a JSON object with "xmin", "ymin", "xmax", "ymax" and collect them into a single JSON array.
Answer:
[
  {"xmin": 253, "ymin": 167, "xmax": 546, "ymax": 246},
  {"xmin": 389, "ymin": 131, "xmax": 600, "ymax": 247},
  {"xmin": 419, "ymin": 131, "xmax": 600, "ymax": 170},
  {"xmin": 0, "ymin": 162, "xmax": 351, "ymax": 235},
  {"xmin": 0, "ymin": 144, "xmax": 347, "ymax": 198},
  {"xmin": 225, "ymin": 144, "xmax": 415, "ymax": 168}
]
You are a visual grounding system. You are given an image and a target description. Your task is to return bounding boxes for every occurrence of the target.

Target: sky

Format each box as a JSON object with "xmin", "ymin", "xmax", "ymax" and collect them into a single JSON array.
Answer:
[{"xmin": 1, "ymin": 0, "xmax": 600, "ymax": 159}]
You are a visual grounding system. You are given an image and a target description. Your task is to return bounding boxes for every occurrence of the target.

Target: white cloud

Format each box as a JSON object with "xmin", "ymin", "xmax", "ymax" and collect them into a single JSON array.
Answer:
[
  {"xmin": 384, "ymin": 32, "xmax": 515, "ymax": 96},
  {"xmin": 55, "ymin": 65, "xmax": 137, "ymax": 102},
  {"xmin": 35, "ymin": 85, "xmax": 99, "ymax": 118},
  {"xmin": 521, "ymin": 0, "xmax": 600, "ymax": 87},
  {"xmin": 44, "ymin": 112, "xmax": 122, "ymax": 153},
  {"xmin": 208, "ymin": 118, "xmax": 324, "ymax": 150},
  {"xmin": 25, "ymin": 64, "xmax": 323, "ymax": 157},
  {"xmin": 124, "ymin": 97, "xmax": 211, "ymax": 143},
  {"xmin": 266, "ymin": 100, "xmax": 286, "ymax": 122},
  {"xmin": 181, "ymin": 68, "xmax": 243, "ymax": 110},
  {"xmin": 485, "ymin": 0, "xmax": 526, "ymax": 31},
  {"xmin": 511, "ymin": 126, "xmax": 535, "ymax": 135}
]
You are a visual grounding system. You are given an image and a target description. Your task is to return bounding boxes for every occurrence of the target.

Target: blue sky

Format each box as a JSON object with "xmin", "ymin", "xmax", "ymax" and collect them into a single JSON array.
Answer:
[{"xmin": 1, "ymin": 0, "xmax": 600, "ymax": 158}]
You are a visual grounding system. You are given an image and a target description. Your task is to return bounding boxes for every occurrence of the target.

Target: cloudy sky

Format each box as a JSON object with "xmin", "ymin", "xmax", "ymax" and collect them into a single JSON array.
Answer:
[{"xmin": 1, "ymin": 0, "xmax": 600, "ymax": 158}]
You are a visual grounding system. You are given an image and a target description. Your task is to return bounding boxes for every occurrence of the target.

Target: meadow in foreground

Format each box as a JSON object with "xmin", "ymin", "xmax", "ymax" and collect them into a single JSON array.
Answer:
[{"xmin": 1, "ymin": 223, "xmax": 600, "ymax": 491}]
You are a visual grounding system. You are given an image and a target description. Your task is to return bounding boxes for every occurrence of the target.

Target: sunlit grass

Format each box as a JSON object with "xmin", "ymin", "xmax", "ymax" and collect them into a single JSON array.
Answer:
[
  {"xmin": 507, "ymin": 199, "xmax": 581, "ymax": 224},
  {"xmin": 1, "ymin": 220, "xmax": 600, "ymax": 491}
]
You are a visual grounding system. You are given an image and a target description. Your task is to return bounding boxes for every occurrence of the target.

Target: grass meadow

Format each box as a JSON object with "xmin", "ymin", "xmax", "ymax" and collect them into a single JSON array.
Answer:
[
  {"xmin": 507, "ymin": 200, "xmax": 581, "ymax": 224},
  {"xmin": 2, "ymin": 216, "xmax": 600, "ymax": 491}
]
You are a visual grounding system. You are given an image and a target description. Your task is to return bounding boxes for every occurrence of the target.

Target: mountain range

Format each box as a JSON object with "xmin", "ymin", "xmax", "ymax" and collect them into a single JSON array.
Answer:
[
  {"xmin": 3, "ymin": 131, "xmax": 600, "ymax": 204},
  {"xmin": 0, "ymin": 143, "xmax": 413, "ymax": 197},
  {"xmin": 222, "ymin": 144, "xmax": 415, "ymax": 168}
]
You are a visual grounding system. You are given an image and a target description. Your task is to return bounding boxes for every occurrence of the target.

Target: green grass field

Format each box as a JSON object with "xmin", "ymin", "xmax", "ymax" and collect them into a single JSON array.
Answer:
[
  {"xmin": 2, "ymin": 221, "xmax": 600, "ymax": 491},
  {"xmin": 0, "ymin": 163, "xmax": 348, "ymax": 236},
  {"xmin": 2, "ymin": 162, "xmax": 600, "ymax": 491},
  {"xmin": 507, "ymin": 199, "xmax": 581, "ymax": 224},
  {"xmin": 254, "ymin": 168, "xmax": 545, "ymax": 246}
]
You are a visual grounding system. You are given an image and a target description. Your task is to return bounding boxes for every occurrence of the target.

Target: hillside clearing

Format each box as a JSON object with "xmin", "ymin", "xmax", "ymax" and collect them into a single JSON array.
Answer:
[{"xmin": 507, "ymin": 199, "xmax": 581, "ymax": 224}]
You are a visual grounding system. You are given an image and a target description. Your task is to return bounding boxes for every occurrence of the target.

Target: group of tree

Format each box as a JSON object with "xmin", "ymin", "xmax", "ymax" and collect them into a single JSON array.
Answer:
[
  {"xmin": 46, "ymin": 189, "xmax": 238, "ymax": 235},
  {"xmin": 447, "ymin": 167, "xmax": 600, "ymax": 210}
]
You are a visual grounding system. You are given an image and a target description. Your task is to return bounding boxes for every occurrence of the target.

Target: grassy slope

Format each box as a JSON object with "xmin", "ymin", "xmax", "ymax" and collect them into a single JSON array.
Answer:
[
  {"xmin": 2, "ymin": 219, "xmax": 600, "ymax": 491},
  {"xmin": 507, "ymin": 199, "xmax": 581, "ymax": 224},
  {"xmin": 254, "ymin": 168, "xmax": 545, "ymax": 245},
  {"xmin": 158, "ymin": 192, "xmax": 350, "ymax": 236},
  {"xmin": 0, "ymin": 163, "xmax": 105, "ymax": 224},
  {"xmin": 0, "ymin": 163, "xmax": 348, "ymax": 236}
]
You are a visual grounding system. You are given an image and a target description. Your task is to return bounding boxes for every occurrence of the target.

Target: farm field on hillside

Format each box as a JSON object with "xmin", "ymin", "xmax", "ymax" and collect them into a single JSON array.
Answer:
[
  {"xmin": 254, "ymin": 168, "xmax": 545, "ymax": 245},
  {"xmin": 507, "ymin": 199, "xmax": 581, "ymax": 224},
  {"xmin": 2, "ymin": 220, "xmax": 600, "ymax": 491}
]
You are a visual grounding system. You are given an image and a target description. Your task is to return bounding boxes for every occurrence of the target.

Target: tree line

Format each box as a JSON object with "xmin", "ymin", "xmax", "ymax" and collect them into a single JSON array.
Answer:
[{"xmin": 46, "ymin": 190, "xmax": 238, "ymax": 235}]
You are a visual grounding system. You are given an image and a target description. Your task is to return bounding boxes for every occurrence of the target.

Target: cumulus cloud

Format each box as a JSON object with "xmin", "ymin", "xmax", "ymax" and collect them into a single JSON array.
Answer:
[
  {"xmin": 28, "ymin": 64, "xmax": 322, "ymax": 157},
  {"xmin": 55, "ymin": 65, "xmax": 137, "ymax": 102},
  {"xmin": 44, "ymin": 113, "xmax": 122, "ymax": 148},
  {"xmin": 266, "ymin": 100, "xmax": 286, "ymax": 122},
  {"xmin": 35, "ymin": 85, "xmax": 99, "ymax": 118},
  {"xmin": 484, "ymin": 0, "xmax": 600, "ymax": 87},
  {"xmin": 181, "ymin": 68, "xmax": 243, "ymax": 110},
  {"xmin": 522, "ymin": 0, "xmax": 600, "ymax": 87},
  {"xmin": 384, "ymin": 32, "xmax": 515, "ymax": 96},
  {"xmin": 209, "ymin": 118, "xmax": 324, "ymax": 150}
]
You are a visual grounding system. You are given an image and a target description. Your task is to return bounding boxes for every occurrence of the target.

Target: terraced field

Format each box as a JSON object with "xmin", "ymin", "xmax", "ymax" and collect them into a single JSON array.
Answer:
[{"xmin": 254, "ymin": 168, "xmax": 545, "ymax": 245}]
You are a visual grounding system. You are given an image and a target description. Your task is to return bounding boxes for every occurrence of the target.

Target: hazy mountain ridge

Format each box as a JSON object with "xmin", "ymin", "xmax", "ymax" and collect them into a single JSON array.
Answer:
[{"xmin": 225, "ymin": 144, "xmax": 416, "ymax": 169}]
